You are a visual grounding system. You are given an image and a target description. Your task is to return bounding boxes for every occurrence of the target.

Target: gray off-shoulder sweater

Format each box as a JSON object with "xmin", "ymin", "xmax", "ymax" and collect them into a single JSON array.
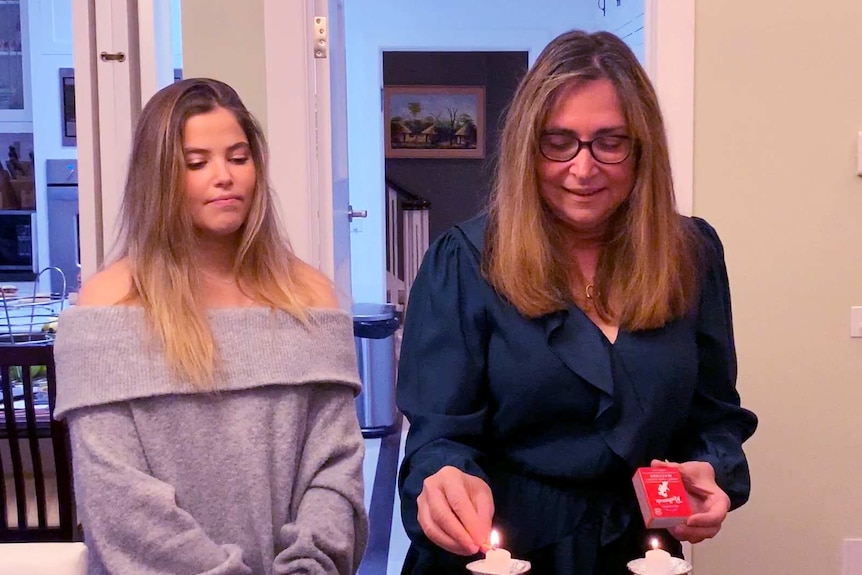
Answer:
[{"xmin": 54, "ymin": 306, "xmax": 368, "ymax": 575}]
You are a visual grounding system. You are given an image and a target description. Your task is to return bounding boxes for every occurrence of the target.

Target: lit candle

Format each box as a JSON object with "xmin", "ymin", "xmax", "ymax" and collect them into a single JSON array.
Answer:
[
  {"xmin": 484, "ymin": 529, "xmax": 513, "ymax": 574},
  {"xmin": 643, "ymin": 538, "xmax": 673, "ymax": 575}
]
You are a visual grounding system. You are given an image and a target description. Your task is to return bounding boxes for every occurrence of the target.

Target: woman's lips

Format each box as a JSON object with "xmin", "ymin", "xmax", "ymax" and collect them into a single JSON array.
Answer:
[
  {"xmin": 565, "ymin": 187, "xmax": 602, "ymax": 197},
  {"xmin": 208, "ymin": 196, "xmax": 241, "ymax": 206}
]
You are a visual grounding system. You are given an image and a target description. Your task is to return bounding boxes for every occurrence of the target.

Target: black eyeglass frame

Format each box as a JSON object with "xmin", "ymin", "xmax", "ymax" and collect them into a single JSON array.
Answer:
[{"xmin": 538, "ymin": 133, "xmax": 636, "ymax": 165}]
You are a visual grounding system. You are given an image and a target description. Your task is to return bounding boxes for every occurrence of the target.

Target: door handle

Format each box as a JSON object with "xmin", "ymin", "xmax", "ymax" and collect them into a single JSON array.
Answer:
[
  {"xmin": 100, "ymin": 51, "xmax": 126, "ymax": 62},
  {"xmin": 348, "ymin": 206, "xmax": 367, "ymax": 222}
]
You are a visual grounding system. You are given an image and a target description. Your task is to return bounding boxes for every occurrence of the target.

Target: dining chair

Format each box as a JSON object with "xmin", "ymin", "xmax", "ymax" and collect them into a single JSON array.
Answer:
[
  {"xmin": 0, "ymin": 541, "xmax": 88, "ymax": 574},
  {"xmin": 0, "ymin": 343, "xmax": 76, "ymax": 542}
]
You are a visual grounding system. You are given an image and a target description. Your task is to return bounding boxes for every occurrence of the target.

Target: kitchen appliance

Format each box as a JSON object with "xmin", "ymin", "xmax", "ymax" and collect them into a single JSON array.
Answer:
[
  {"xmin": 0, "ymin": 209, "xmax": 36, "ymax": 276},
  {"xmin": 45, "ymin": 159, "xmax": 79, "ymax": 293}
]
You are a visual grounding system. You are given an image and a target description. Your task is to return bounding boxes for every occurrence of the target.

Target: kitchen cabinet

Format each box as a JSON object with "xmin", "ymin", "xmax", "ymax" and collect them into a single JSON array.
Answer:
[{"xmin": 0, "ymin": 0, "xmax": 31, "ymax": 125}]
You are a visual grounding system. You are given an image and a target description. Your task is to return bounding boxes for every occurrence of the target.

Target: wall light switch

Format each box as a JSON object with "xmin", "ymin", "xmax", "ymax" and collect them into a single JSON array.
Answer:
[
  {"xmin": 851, "ymin": 307, "xmax": 862, "ymax": 338},
  {"xmin": 843, "ymin": 538, "xmax": 862, "ymax": 575}
]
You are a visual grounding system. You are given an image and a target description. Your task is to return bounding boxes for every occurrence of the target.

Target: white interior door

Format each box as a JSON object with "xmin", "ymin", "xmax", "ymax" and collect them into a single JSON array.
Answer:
[
  {"xmin": 72, "ymin": 0, "xmax": 140, "ymax": 278},
  {"xmin": 72, "ymin": 0, "xmax": 176, "ymax": 279}
]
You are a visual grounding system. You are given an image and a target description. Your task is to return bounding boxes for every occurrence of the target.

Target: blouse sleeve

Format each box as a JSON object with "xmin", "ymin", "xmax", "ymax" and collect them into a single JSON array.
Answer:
[
  {"xmin": 396, "ymin": 227, "xmax": 492, "ymax": 550},
  {"xmin": 668, "ymin": 218, "xmax": 758, "ymax": 510},
  {"xmin": 67, "ymin": 405, "xmax": 254, "ymax": 575}
]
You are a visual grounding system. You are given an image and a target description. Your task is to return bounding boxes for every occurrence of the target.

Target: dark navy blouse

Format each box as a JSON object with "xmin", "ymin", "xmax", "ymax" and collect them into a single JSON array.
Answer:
[{"xmin": 396, "ymin": 216, "xmax": 757, "ymax": 574}]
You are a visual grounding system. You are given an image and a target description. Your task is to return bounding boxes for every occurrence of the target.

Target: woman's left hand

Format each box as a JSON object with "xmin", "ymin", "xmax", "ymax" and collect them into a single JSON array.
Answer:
[{"xmin": 649, "ymin": 459, "xmax": 731, "ymax": 544}]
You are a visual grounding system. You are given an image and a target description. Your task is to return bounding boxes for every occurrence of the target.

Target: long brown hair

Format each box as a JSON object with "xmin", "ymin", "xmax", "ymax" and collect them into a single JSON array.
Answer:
[
  {"xmin": 115, "ymin": 78, "xmax": 314, "ymax": 387},
  {"xmin": 485, "ymin": 30, "xmax": 699, "ymax": 329}
]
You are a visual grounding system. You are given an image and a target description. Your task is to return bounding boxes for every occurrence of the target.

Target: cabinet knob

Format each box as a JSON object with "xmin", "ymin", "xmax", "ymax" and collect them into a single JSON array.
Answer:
[{"xmin": 99, "ymin": 52, "xmax": 126, "ymax": 62}]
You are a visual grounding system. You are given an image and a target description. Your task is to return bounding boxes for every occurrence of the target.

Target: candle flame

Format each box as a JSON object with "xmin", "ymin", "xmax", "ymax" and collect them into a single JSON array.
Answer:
[
  {"xmin": 650, "ymin": 537, "xmax": 660, "ymax": 551},
  {"xmin": 489, "ymin": 529, "xmax": 501, "ymax": 549}
]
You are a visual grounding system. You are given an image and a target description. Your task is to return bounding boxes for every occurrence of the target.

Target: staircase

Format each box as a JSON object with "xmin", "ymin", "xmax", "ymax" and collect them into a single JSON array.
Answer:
[{"xmin": 385, "ymin": 179, "xmax": 430, "ymax": 310}]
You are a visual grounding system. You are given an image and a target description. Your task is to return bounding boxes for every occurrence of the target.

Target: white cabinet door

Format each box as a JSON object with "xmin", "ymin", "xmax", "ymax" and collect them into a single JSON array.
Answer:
[
  {"xmin": 38, "ymin": 0, "xmax": 73, "ymax": 55},
  {"xmin": 0, "ymin": 0, "xmax": 32, "ymax": 127}
]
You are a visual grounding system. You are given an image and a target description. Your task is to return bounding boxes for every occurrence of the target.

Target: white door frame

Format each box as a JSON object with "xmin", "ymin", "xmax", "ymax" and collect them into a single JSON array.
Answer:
[
  {"xmin": 137, "ymin": 0, "xmax": 176, "ymax": 104},
  {"xmin": 646, "ymin": 0, "xmax": 695, "ymax": 216},
  {"xmin": 262, "ymin": 0, "xmax": 320, "ymax": 268},
  {"xmin": 71, "ymin": 0, "xmax": 102, "ymax": 281}
]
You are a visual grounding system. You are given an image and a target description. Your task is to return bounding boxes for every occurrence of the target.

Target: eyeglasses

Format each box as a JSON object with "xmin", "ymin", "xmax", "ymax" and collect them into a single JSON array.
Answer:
[{"xmin": 538, "ymin": 132, "xmax": 634, "ymax": 164}]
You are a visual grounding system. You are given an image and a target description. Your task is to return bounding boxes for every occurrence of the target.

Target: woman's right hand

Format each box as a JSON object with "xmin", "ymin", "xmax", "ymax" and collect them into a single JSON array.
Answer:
[{"xmin": 416, "ymin": 465, "xmax": 495, "ymax": 556}]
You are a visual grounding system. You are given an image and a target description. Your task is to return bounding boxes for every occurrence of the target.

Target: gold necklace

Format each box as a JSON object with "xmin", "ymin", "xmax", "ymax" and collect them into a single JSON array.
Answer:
[{"xmin": 582, "ymin": 284, "xmax": 598, "ymax": 310}]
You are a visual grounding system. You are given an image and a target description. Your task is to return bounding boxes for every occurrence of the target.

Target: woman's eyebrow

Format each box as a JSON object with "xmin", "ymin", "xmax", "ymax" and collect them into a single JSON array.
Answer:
[
  {"xmin": 542, "ymin": 125, "xmax": 628, "ymax": 136},
  {"xmin": 541, "ymin": 127, "xmax": 577, "ymax": 136},
  {"xmin": 227, "ymin": 142, "xmax": 251, "ymax": 153},
  {"xmin": 592, "ymin": 126, "xmax": 628, "ymax": 136},
  {"xmin": 183, "ymin": 142, "xmax": 250, "ymax": 155}
]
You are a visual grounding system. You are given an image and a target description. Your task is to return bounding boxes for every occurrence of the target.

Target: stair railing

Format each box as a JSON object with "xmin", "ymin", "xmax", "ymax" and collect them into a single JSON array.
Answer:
[{"xmin": 385, "ymin": 179, "xmax": 430, "ymax": 309}]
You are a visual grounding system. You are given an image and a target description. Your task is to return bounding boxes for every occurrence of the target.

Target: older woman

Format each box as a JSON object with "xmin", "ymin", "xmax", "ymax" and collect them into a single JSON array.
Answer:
[{"xmin": 396, "ymin": 30, "xmax": 757, "ymax": 575}]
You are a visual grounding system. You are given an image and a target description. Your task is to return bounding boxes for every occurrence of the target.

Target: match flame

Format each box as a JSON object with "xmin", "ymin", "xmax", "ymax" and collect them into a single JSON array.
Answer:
[{"xmin": 490, "ymin": 529, "xmax": 501, "ymax": 549}]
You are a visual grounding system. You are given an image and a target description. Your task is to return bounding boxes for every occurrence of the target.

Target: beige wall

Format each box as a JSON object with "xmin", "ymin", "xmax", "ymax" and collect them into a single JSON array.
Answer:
[
  {"xmin": 180, "ymin": 0, "xmax": 268, "ymax": 129},
  {"xmin": 693, "ymin": 1, "xmax": 862, "ymax": 574}
]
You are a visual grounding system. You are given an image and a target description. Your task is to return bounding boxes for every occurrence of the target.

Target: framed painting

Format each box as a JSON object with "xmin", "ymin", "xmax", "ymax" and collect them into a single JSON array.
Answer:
[{"xmin": 384, "ymin": 85, "xmax": 485, "ymax": 159}]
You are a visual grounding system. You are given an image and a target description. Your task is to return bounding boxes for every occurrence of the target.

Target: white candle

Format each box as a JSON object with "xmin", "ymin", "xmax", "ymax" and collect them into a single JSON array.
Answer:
[
  {"xmin": 484, "ymin": 548, "xmax": 512, "ymax": 573},
  {"xmin": 643, "ymin": 538, "xmax": 673, "ymax": 575},
  {"xmin": 484, "ymin": 529, "xmax": 513, "ymax": 574}
]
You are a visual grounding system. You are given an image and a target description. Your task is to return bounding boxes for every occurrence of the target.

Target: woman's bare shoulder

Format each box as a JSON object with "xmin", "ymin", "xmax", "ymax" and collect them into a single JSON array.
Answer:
[
  {"xmin": 292, "ymin": 259, "xmax": 339, "ymax": 309},
  {"xmin": 77, "ymin": 259, "xmax": 135, "ymax": 306}
]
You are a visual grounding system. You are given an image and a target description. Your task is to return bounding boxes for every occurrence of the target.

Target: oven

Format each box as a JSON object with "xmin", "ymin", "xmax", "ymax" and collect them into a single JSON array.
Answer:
[{"xmin": 0, "ymin": 210, "xmax": 37, "ymax": 276}]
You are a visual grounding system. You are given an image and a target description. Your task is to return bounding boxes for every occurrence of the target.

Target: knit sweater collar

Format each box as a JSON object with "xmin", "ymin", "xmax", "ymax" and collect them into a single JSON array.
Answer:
[{"xmin": 53, "ymin": 306, "xmax": 361, "ymax": 419}]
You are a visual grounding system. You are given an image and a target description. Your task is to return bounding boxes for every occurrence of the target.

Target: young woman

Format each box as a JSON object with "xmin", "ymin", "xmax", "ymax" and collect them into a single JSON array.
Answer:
[{"xmin": 54, "ymin": 78, "xmax": 367, "ymax": 575}]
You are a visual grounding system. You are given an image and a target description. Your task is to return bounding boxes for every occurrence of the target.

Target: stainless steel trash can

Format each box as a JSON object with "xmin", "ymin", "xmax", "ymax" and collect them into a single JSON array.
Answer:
[{"xmin": 352, "ymin": 303, "xmax": 401, "ymax": 438}]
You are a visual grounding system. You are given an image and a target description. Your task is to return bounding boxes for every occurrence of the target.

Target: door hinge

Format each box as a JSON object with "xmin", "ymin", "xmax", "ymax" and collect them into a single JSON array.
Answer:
[{"xmin": 312, "ymin": 16, "xmax": 328, "ymax": 59}]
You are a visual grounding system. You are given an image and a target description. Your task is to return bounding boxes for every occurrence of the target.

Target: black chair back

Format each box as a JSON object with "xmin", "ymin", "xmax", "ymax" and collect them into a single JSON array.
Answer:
[{"xmin": 0, "ymin": 343, "xmax": 76, "ymax": 541}]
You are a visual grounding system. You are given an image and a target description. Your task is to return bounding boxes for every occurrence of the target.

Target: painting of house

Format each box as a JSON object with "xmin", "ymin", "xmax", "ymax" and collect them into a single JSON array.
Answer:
[{"xmin": 384, "ymin": 85, "xmax": 485, "ymax": 159}]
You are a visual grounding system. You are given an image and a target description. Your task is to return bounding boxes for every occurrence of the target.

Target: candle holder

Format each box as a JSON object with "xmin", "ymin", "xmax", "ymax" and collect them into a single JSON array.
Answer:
[
  {"xmin": 626, "ymin": 557, "xmax": 692, "ymax": 575},
  {"xmin": 466, "ymin": 558, "xmax": 531, "ymax": 575}
]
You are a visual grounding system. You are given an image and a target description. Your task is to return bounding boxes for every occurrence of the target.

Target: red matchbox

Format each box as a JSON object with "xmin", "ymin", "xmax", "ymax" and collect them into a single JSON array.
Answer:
[{"xmin": 631, "ymin": 467, "xmax": 692, "ymax": 528}]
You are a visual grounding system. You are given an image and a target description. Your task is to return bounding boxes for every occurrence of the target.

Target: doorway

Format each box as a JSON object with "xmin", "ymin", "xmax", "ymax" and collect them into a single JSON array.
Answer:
[
  {"xmin": 383, "ymin": 51, "xmax": 528, "ymax": 244},
  {"xmin": 343, "ymin": 0, "xmax": 659, "ymax": 304}
]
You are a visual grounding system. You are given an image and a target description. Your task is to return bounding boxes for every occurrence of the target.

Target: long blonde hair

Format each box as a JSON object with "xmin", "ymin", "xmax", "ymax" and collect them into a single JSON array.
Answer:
[
  {"xmin": 115, "ymin": 78, "xmax": 314, "ymax": 387},
  {"xmin": 485, "ymin": 30, "xmax": 699, "ymax": 329}
]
